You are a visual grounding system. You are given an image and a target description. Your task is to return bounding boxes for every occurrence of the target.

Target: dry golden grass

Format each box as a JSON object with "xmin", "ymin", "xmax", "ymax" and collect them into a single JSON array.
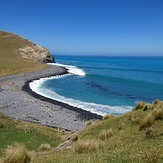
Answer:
[
  {"xmin": 2, "ymin": 143, "xmax": 31, "ymax": 163},
  {"xmin": 140, "ymin": 102, "xmax": 163, "ymax": 130},
  {"xmin": 37, "ymin": 144, "xmax": 52, "ymax": 152},
  {"xmin": 99, "ymin": 128, "xmax": 113, "ymax": 140},
  {"xmin": 74, "ymin": 139, "xmax": 103, "ymax": 153},
  {"xmin": 153, "ymin": 108, "xmax": 163, "ymax": 121},
  {"xmin": 140, "ymin": 113, "xmax": 155, "ymax": 130},
  {"xmin": 103, "ymin": 114, "xmax": 114, "ymax": 120},
  {"xmin": 133, "ymin": 101, "xmax": 147, "ymax": 111}
]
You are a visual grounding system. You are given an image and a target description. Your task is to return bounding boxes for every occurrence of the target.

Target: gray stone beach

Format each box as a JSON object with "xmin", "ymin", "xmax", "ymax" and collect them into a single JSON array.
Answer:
[{"xmin": 0, "ymin": 65, "xmax": 101, "ymax": 132}]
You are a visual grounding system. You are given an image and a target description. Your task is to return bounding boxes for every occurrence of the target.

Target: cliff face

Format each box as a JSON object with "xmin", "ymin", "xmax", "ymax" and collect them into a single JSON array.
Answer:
[{"xmin": 19, "ymin": 44, "xmax": 55, "ymax": 63}]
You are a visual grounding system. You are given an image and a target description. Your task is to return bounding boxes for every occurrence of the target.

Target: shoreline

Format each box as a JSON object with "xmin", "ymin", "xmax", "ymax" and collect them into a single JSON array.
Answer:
[
  {"xmin": 0, "ymin": 65, "xmax": 102, "ymax": 132},
  {"xmin": 22, "ymin": 80, "xmax": 102, "ymax": 121}
]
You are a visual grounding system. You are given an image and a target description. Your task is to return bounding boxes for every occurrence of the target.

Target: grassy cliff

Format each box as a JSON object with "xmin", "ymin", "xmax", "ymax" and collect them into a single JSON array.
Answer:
[{"xmin": 0, "ymin": 31, "xmax": 47, "ymax": 76}]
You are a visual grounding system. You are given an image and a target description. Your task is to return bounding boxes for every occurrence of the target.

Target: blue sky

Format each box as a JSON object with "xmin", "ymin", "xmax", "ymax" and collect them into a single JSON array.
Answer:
[{"xmin": 1, "ymin": 0, "xmax": 163, "ymax": 55}]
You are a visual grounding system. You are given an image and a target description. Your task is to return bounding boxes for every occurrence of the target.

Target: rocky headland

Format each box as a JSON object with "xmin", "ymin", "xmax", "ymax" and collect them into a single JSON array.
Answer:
[{"xmin": 19, "ymin": 44, "xmax": 55, "ymax": 63}]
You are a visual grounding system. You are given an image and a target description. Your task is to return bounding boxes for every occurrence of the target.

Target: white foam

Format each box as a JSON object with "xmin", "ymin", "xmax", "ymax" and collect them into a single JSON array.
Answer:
[
  {"xmin": 30, "ymin": 78, "xmax": 132, "ymax": 116},
  {"xmin": 48, "ymin": 63, "xmax": 86, "ymax": 76}
]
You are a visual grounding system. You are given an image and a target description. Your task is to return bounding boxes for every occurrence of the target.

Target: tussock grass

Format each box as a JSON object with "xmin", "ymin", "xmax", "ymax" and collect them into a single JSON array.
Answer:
[
  {"xmin": 74, "ymin": 140, "xmax": 103, "ymax": 153},
  {"xmin": 140, "ymin": 102, "xmax": 163, "ymax": 130},
  {"xmin": 140, "ymin": 113, "xmax": 155, "ymax": 130},
  {"xmin": 37, "ymin": 144, "xmax": 52, "ymax": 152},
  {"xmin": 2, "ymin": 143, "xmax": 31, "ymax": 163},
  {"xmin": 133, "ymin": 101, "xmax": 147, "ymax": 111},
  {"xmin": 153, "ymin": 108, "xmax": 163, "ymax": 121},
  {"xmin": 103, "ymin": 114, "xmax": 114, "ymax": 120},
  {"xmin": 99, "ymin": 129, "xmax": 113, "ymax": 140},
  {"xmin": 153, "ymin": 99, "xmax": 160, "ymax": 105}
]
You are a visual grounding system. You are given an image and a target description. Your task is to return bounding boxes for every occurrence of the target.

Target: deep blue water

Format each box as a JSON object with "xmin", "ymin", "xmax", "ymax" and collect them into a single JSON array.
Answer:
[{"xmin": 34, "ymin": 56, "xmax": 163, "ymax": 115}]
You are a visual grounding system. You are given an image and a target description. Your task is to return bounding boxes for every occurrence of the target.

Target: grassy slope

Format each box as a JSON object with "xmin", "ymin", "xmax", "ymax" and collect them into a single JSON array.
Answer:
[
  {"xmin": 32, "ymin": 100, "xmax": 163, "ymax": 163},
  {"xmin": 0, "ymin": 31, "xmax": 47, "ymax": 76},
  {"xmin": 1, "ymin": 101, "xmax": 162, "ymax": 162}
]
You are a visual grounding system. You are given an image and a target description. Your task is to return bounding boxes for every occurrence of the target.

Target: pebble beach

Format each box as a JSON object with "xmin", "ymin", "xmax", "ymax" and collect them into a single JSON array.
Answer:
[{"xmin": 0, "ymin": 65, "xmax": 102, "ymax": 132}]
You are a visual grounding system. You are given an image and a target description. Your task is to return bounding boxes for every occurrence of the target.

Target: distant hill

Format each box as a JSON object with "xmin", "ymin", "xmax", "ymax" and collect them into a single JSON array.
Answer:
[{"xmin": 0, "ymin": 31, "xmax": 54, "ymax": 76}]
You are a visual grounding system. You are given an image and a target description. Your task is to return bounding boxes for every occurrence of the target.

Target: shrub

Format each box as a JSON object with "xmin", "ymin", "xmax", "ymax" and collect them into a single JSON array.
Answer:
[
  {"xmin": 103, "ymin": 114, "xmax": 114, "ymax": 120},
  {"xmin": 140, "ymin": 113, "xmax": 155, "ymax": 130},
  {"xmin": 2, "ymin": 143, "xmax": 31, "ymax": 163},
  {"xmin": 133, "ymin": 102, "xmax": 146, "ymax": 111},
  {"xmin": 99, "ymin": 129, "xmax": 113, "ymax": 140},
  {"xmin": 37, "ymin": 144, "xmax": 52, "ymax": 152},
  {"xmin": 74, "ymin": 140, "xmax": 103, "ymax": 153}
]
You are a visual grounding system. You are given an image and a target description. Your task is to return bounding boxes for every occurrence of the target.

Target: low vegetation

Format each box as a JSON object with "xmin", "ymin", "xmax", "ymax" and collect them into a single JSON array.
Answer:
[
  {"xmin": 98, "ymin": 128, "xmax": 113, "ymax": 140},
  {"xmin": 74, "ymin": 139, "xmax": 103, "ymax": 153},
  {"xmin": 37, "ymin": 144, "xmax": 52, "ymax": 152},
  {"xmin": 2, "ymin": 143, "xmax": 31, "ymax": 163},
  {"xmin": 1, "ymin": 100, "xmax": 162, "ymax": 162}
]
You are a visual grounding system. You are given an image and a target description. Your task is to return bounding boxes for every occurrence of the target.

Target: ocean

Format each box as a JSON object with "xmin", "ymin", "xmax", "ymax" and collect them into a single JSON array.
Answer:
[{"xmin": 30, "ymin": 56, "xmax": 163, "ymax": 116}]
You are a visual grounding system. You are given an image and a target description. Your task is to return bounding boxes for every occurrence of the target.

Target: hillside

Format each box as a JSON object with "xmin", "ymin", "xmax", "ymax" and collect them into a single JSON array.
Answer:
[
  {"xmin": 0, "ymin": 100, "xmax": 162, "ymax": 162},
  {"xmin": 0, "ymin": 31, "xmax": 54, "ymax": 76}
]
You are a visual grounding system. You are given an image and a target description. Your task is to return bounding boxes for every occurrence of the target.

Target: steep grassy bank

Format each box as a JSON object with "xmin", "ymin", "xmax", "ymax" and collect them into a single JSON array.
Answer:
[
  {"xmin": 0, "ymin": 100, "xmax": 162, "ymax": 162},
  {"xmin": 0, "ymin": 31, "xmax": 47, "ymax": 76}
]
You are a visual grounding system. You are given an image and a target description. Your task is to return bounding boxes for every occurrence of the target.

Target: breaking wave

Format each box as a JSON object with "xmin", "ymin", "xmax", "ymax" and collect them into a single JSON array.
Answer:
[
  {"xmin": 48, "ymin": 63, "xmax": 86, "ymax": 76},
  {"xmin": 29, "ymin": 77, "xmax": 132, "ymax": 116}
]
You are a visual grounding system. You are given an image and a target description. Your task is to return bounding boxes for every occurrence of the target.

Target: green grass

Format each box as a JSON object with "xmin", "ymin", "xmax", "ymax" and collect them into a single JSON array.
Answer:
[
  {"xmin": 0, "ymin": 31, "xmax": 47, "ymax": 76},
  {"xmin": 0, "ymin": 113, "xmax": 70, "ymax": 157},
  {"xmin": 0, "ymin": 127, "xmax": 58, "ymax": 153}
]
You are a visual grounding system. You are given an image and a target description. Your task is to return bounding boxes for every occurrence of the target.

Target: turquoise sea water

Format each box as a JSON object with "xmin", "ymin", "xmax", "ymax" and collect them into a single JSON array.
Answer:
[{"xmin": 30, "ymin": 56, "xmax": 163, "ymax": 115}]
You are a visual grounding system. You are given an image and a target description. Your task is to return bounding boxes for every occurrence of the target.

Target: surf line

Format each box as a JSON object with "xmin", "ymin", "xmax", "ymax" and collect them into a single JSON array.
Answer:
[
  {"xmin": 48, "ymin": 63, "xmax": 86, "ymax": 76},
  {"xmin": 29, "ymin": 63, "xmax": 132, "ymax": 116}
]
